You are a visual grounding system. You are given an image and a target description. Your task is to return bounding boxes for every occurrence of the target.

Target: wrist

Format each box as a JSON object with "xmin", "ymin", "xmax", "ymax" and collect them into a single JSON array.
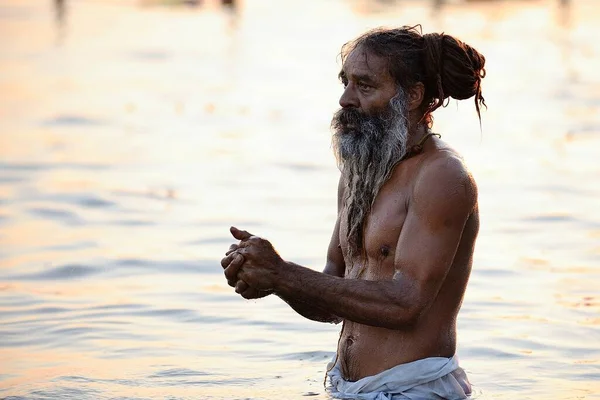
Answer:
[{"xmin": 273, "ymin": 260, "xmax": 294, "ymax": 295}]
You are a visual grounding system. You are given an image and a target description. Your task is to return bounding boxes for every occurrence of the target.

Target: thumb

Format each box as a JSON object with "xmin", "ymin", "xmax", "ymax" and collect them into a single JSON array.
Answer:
[{"xmin": 230, "ymin": 226, "xmax": 253, "ymax": 241}]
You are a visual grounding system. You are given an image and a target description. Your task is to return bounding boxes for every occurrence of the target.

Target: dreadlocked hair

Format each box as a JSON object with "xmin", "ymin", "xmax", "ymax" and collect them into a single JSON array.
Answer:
[{"xmin": 340, "ymin": 25, "xmax": 487, "ymax": 127}]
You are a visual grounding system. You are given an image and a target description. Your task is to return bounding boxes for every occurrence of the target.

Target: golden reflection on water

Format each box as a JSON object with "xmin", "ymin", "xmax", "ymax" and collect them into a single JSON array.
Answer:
[{"xmin": 1, "ymin": 0, "xmax": 600, "ymax": 399}]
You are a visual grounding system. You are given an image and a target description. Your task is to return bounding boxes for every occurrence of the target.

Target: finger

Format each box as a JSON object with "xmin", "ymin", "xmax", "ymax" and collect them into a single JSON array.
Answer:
[
  {"xmin": 230, "ymin": 226, "xmax": 253, "ymax": 241},
  {"xmin": 224, "ymin": 253, "xmax": 245, "ymax": 281},
  {"xmin": 240, "ymin": 287, "xmax": 257, "ymax": 300},
  {"xmin": 220, "ymin": 252, "xmax": 237, "ymax": 269},
  {"xmin": 235, "ymin": 279, "xmax": 249, "ymax": 294},
  {"xmin": 227, "ymin": 278, "xmax": 237, "ymax": 288},
  {"xmin": 225, "ymin": 243, "xmax": 239, "ymax": 256}
]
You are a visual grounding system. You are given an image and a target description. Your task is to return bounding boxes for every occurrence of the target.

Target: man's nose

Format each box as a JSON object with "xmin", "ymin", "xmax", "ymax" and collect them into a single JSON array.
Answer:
[{"xmin": 339, "ymin": 85, "xmax": 359, "ymax": 109}]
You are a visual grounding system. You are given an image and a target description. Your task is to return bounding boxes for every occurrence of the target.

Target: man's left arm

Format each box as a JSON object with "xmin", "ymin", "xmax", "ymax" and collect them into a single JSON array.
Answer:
[{"xmin": 237, "ymin": 157, "xmax": 477, "ymax": 330}]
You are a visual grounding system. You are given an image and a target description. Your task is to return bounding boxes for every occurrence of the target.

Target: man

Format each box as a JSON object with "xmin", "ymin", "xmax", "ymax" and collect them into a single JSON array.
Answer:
[{"xmin": 221, "ymin": 25, "xmax": 486, "ymax": 399}]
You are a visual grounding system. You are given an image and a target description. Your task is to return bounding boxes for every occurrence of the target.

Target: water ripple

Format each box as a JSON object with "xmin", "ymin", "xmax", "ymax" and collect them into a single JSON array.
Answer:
[
  {"xmin": 147, "ymin": 368, "xmax": 210, "ymax": 378},
  {"xmin": 39, "ymin": 114, "xmax": 109, "ymax": 127},
  {"xmin": 0, "ymin": 162, "xmax": 109, "ymax": 172},
  {"xmin": 3, "ymin": 264, "xmax": 101, "ymax": 281},
  {"xmin": 26, "ymin": 207, "xmax": 83, "ymax": 225}
]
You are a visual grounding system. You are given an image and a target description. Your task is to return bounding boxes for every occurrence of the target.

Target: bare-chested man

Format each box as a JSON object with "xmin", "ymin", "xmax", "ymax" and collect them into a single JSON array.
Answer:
[{"xmin": 221, "ymin": 26, "xmax": 486, "ymax": 399}]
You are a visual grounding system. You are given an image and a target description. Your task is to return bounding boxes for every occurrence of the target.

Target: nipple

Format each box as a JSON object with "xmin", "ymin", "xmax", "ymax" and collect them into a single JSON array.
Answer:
[{"xmin": 380, "ymin": 245, "xmax": 390, "ymax": 257}]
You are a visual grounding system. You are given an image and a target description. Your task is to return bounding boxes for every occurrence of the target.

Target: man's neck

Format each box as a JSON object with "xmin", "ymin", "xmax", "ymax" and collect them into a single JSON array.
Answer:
[{"xmin": 406, "ymin": 123, "xmax": 429, "ymax": 150}]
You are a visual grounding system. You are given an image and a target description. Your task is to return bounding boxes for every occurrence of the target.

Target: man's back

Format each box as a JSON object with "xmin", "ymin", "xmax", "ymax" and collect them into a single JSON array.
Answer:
[{"xmin": 336, "ymin": 136, "xmax": 479, "ymax": 381}]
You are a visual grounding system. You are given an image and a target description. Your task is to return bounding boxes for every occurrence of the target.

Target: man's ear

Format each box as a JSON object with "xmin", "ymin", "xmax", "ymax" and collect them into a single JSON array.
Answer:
[{"xmin": 407, "ymin": 82, "xmax": 425, "ymax": 111}]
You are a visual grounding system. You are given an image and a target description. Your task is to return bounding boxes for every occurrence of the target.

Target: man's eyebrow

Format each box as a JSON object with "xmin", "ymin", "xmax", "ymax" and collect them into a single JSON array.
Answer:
[
  {"xmin": 353, "ymin": 73, "xmax": 377, "ymax": 84},
  {"xmin": 338, "ymin": 70, "xmax": 378, "ymax": 84}
]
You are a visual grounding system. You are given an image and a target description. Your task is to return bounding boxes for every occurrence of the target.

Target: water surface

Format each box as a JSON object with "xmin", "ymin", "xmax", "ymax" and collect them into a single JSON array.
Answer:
[{"xmin": 1, "ymin": 0, "xmax": 599, "ymax": 398}]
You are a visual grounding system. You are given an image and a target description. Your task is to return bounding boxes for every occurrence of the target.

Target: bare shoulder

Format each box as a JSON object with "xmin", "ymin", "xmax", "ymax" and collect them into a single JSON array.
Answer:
[{"xmin": 412, "ymin": 148, "xmax": 478, "ymax": 221}]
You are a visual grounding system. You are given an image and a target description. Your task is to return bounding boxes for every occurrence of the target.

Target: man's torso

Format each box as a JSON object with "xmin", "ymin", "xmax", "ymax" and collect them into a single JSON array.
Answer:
[{"xmin": 336, "ymin": 141, "xmax": 479, "ymax": 381}]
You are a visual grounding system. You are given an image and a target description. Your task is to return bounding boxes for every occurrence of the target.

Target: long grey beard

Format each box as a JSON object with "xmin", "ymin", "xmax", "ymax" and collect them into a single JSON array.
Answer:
[{"xmin": 331, "ymin": 92, "xmax": 409, "ymax": 260}]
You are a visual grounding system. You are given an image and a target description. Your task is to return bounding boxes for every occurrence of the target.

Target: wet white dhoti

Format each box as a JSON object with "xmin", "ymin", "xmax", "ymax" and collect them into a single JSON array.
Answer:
[{"xmin": 326, "ymin": 355, "xmax": 471, "ymax": 400}]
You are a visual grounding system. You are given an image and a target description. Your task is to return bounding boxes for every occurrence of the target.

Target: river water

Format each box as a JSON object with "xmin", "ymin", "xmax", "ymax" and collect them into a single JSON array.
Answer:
[{"xmin": 1, "ymin": 0, "xmax": 599, "ymax": 398}]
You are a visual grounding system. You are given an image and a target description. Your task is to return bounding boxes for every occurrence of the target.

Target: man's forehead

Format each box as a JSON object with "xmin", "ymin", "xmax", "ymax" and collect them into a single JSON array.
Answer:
[{"xmin": 341, "ymin": 48, "xmax": 389, "ymax": 78}]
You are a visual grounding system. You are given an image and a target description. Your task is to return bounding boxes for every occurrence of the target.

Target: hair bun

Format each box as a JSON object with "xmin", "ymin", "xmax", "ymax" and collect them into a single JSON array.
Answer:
[{"xmin": 423, "ymin": 32, "xmax": 486, "ymax": 116}]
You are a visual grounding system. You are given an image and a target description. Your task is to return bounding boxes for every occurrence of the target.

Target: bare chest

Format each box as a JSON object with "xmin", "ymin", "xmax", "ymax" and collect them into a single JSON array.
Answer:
[{"xmin": 339, "ymin": 183, "xmax": 409, "ymax": 280}]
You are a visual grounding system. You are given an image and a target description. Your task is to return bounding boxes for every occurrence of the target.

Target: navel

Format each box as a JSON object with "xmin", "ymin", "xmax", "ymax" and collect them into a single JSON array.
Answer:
[{"xmin": 379, "ymin": 245, "xmax": 390, "ymax": 257}]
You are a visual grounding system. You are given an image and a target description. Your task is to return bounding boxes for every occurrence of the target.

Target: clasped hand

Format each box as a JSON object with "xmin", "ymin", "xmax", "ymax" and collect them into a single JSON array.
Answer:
[{"xmin": 220, "ymin": 226, "xmax": 285, "ymax": 299}]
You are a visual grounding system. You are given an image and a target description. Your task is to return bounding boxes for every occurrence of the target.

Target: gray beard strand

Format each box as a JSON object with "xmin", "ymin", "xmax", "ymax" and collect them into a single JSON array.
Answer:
[{"xmin": 332, "ymin": 93, "xmax": 410, "ymax": 260}]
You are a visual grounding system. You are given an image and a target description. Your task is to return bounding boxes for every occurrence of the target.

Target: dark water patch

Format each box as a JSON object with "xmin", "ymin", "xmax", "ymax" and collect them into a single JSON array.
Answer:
[
  {"xmin": 20, "ymin": 193, "xmax": 117, "ymax": 210},
  {"xmin": 76, "ymin": 196, "xmax": 116, "ymax": 209},
  {"xmin": 273, "ymin": 350, "xmax": 335, "ymax": 361},
  {"xmin": 0, "ymin": 294, "xmax": 44, "ymax": 308},
  {"xmin": 0, "ymin": 373, "xmax": 16, "ymax": 381},
  {"xmin": 0, "ymin": 175, "xmax": 27, "ymax": 184},
  {"xmin": 497, "ymin": 226, "xmax": 535, "ymax": 234},
  {"xmin": 111, "ymin": 219, "xmax": 155, "ymax": 227},
  {"xmin": 27, "ymin": 306, "xmax": 71, "ymax": 314},
  {"xmin": 245, "ymin": 319, "xmax": 298, "ymax": 331},
  {"xmin": 57, "ymin": 376, "xmax": 145, "ymax": 388},
  {"xmin": 88, "ymin": 303, "xmax": 147, "ymax": 312},
  {"xmin": 177, "ymin": 314, "xmax": 238, "ymax": 324},
  {"xmin": 3, "ymin": 308, "xmax": 239, "ymax": 332},
  {"xmin": 475, "ymin": 268, "xmax": 516, "ymax": 278},
  {"xmin": 0, "ymin": 162, "xmax": 109, "ymax": 172},
  {"xmin": 162, "ymin": 290, "xmax": 234, "ymax": 303},
  {"xmin": 566, "ymin": 123, "xmax": 600, "ymax": 137},
  {"xmin": 0, "ymin": 306, "xmax": 72, "ymax": 321},
  {"xmin": 59, "ymin": 372, "xmax": 236, "ymax": 389},
  {"xmin": 56, "ymin": 375, "xmax": 95, "ymax": 383},
  {"xmin": 97, "ymin": 346, "xmax": 176, "ymax": 360},
  {"xmin": 522, "ymin": 214, "xmax": 576, "ymax": 223},
  {"xmin": 27, "ymin": 207, "xmax": 83, "ymax": 225},
  {"xmin": 0, "ymin": 322, "xmax": 148, "ymax": 348},
  {"xmin": 44, "ymin": 241, "xmax": 98, "ymax": 252},
  {"xmin": 46, "ymin": 326, "xmax": 98, "ymax": 337},
  {"xmin": 275, "ymin": 162, "xmax": 324, "ymax": 172},
  {"xmin": 185, "ymin": 236, "xmax": 232, "ymax": 246},
  {"xmin": 28, "ymin": 386, "xmax": 103, "ymax": 400},
  {"xmin": 39, "ymin": 114, "xmax": 108, "ymax": 128},
  {"xmin": 58, "ymin": 302, "xmax": 236, "ymax": 325},
  {"xmin": 151, "ymin": 376, "xmax": 256, "ymax": 387},
  {"xmin": 460, "ymin": 346, "xmax": 523, "ymax": 359},
  {"xmin": 191, "ymin": 219, "xmax": 265, "ymax": 229},
  {"xmin": 128, "ymin": 49, "xmax": 171, "ymax": 61},
  {"xmin": 111, "ymin": 188, "xmax": 179, "ymax": 202},
  {"xmin": 53, "ymin": 375, "xmax": 144, "ymax": 390},
  {"xmin": 0, "ymin": 214, "xmax": 9, "ymax": 225},
  {"xmin": 0, "ymin": 333, "xmax": 105, "ymax": 349},
  {"xmin": 147, "ymin": 368, "xmax": 210, "ymax": 378},
  {"xmin": 4, "ymin": 264, "xmax": 102, "ymax": 281},
  {"xmin": 115, "ymin": 258, "xmax": 217, "ymax": 274},
  {"xmin": 135, "ymin": 307, "xmax": 197, "ymax": 319},
  {"xmin": 501, "ymin": 336, "xmax": 551, "ymax": 352}
]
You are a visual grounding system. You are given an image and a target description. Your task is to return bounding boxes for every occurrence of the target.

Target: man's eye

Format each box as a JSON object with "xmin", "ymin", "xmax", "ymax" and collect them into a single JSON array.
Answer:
[
  {"xmin": 358, "ymin": 82, "xmax": 372, "ymax": 91},
  {"xmin": 340, "ymin": 79, "xmax": 348, "ymax": 88}
]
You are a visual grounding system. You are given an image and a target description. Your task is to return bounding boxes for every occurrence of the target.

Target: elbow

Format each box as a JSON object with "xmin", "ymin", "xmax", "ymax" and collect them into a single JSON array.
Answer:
[{"xmin": 384, "ymin": 302, "xmax": 426, "ymax": 330}]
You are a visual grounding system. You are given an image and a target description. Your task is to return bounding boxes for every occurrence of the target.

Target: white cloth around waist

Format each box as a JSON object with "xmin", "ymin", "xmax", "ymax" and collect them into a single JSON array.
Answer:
[{"xmin": 326, "ymin": 355, "xmax": 471, "ymax": 400}]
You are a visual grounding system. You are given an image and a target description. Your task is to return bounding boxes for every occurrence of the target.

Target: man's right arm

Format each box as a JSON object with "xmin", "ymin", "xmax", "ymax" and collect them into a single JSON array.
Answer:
[
  {"xmin": 276, "ymin": 216, "xmax": 345, "ymax": 324},
  {"xmin": 222, "ymin": 217, "xmax": 345, "ymax": 323},
  {"xmin": 222, "ymin": 176, "xmax": 346, "ymax": 324},
  {"xmin": 276, "ymin": 176, "xmax": 346, "ymax": 323}
]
